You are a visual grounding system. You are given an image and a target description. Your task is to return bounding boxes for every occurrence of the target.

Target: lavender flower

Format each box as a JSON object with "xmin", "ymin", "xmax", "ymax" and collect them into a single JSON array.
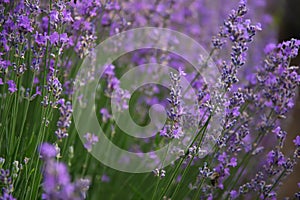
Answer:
[
  {"xmin": 0, "ymin": 164, "xmax": 14, "ymax": 200},
  {"xmin": 55, "ymin": 99, "xmax": 72, "ymax": 139},
  {"xmin": 103, "ymin": 64, "xmax": 120, "ymax": 96},
  {"xmin": 0, "ymin": 169, "xmax": 12, "ymax": 186},
  {"xmin": 293, "ymin": 136, "xmax": 300, "ymax": 147},
  {"xmin": 74, "ymin": 179, "xmax": 90, "ymax": 199},
  {"xmin": 39, "ymin": 143, "xmax": 90, "ymax": 200},
  {"xmin": 49, "ymin": 32, "xmax": 60, "ymax": 45},
  {"xmin": 42, "ymin": 160, "xmax": 74, "ymax": 200},
  {"xmin": 256, "ymin": 39, "xmax": 300, "ymax": 116},
  {"xmin": 83, "ymin": 133, "xmax": 99, "ymax": 152},
  {"xmin": 217, "ymin": 1, "xmax": 262, "ymax": 90},
  {"xmin": 100, "ymin": 108, "xmax": 111, "ymax": 123},
  {"xmin": 0, "ymin": 188, "xmax": 15, "ymax": 200},
  {"xmin": 101, "ymin": 174, "xmax": 110, "ymax": 183},
  {"xmin": 47, "ymin": 67, "xmax": 63, "ymax": 103},
  {"xmin": 103, "ymin": 64, "xmax": 130, "ymax": 111},
  {"xmin": 18, "ymin": 15, "xmax": 33, "ymax": 32},
  {"xmin": 39, "ymin": 143, "xmax": 57, "ymax": 160},
  {"xmin": 230, "ymin": 190, "xmax": 238, "ymax": 199},
  {"xmin": 6, "ymin": 80, "xmax": 17, "ymax": 93},
  {"xmin": 35, "ymin": 32, "xmax": 47, "ymax": 46},
  {"xmin": 160, "ymin": 69, "xmax": 185, "ymax": 139}
]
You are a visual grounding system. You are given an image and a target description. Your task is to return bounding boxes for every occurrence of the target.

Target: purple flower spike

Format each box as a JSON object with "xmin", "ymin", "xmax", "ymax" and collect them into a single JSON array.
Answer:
[
  {"xmin": 55, "ymin": 100, "xmax": 72, "ymax": 139},
  {"xmin": 39, "ymin": 143, "xmax": 90, "ymax": 199},
  {"xmin": 161, "ymin": 68, "xmax": 186, "ymax": 139}
]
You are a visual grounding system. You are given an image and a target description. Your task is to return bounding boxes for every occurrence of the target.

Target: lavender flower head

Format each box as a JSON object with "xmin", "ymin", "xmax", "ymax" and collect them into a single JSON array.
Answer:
[
  {"xmin": 6, "ymin": 80, "xmax": 17, "ymax": 94},
  {"xmin": 83, "ymin": 133, "xmax": 99, "ymax": 152},
  {"xmin": 39, "ymin": 143, "xmax": 57, "ymax": 160},
  {"xmin": 160, "ymin": 68, "xmax": 186, "ymax": 139},
  {"xmin": 55, "ymin": 99, "xmax": 73, "ymax": 139},
  {"xmin": 0, "ymin": 188, "xmax": 15, "ymax": 200},
  {"xmin": 39, "ymin": 143, "xmax": 90, "ymax": 200}
]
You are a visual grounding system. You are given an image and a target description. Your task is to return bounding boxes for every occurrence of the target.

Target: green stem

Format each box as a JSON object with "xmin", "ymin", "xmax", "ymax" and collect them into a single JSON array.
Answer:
[{"xmin": 159, "ymin": 117, "xmax": 211, "ymax": 199}]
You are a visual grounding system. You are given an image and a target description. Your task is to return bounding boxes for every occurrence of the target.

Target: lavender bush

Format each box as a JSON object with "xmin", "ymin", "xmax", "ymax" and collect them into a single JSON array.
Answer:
[{"xmin": 0, "ymin": 0, "xmax": 299, "ymax": 199}]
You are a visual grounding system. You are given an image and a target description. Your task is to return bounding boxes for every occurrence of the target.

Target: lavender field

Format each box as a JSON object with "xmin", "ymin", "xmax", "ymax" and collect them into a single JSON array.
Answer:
[{"xmin": 0, "ymin": 0, "xmax": 300, "ymax": 199}]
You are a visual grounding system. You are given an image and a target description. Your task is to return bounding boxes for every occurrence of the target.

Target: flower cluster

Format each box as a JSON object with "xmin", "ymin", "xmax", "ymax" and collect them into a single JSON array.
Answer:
[
  {"xmin": 55, "ymin": 99, "xmax": 73, "ymax": 139},
  {"xmin": 216, "ymin": 1, "xmax": 262, "ymax": 90},
  {"xmin": 0, "ymin": 157, "xmax": 26, "ymax": 200},
  {"xmin": 39, "ymin": 143, "xmax": 90, "ymax": 200},
  {"xmin": 47, "ymin": 67, "xmax": 63, "ymax": 103},
  {"xmin": 160, "ymin": 69, "xmax": 186, "ymax": 139},
  {"xmin": 256, "ymin": 39, "xmax": 300, "ymax": 116}
]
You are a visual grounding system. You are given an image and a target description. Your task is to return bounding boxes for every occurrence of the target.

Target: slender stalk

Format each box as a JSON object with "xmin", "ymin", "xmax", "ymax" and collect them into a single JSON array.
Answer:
[{"xmin": 159, "ymin": 117, "xmax": 211, "ymax": 199}]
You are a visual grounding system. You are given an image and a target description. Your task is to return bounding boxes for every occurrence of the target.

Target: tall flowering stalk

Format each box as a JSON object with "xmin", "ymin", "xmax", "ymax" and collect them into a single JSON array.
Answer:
[
  {"xmin": 155, "ymin": 2, "xmax": 300, "ymax": 200},
  {"xmin": 160, "ymin": 69, "xmax": 185, "ymax": 139}
]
